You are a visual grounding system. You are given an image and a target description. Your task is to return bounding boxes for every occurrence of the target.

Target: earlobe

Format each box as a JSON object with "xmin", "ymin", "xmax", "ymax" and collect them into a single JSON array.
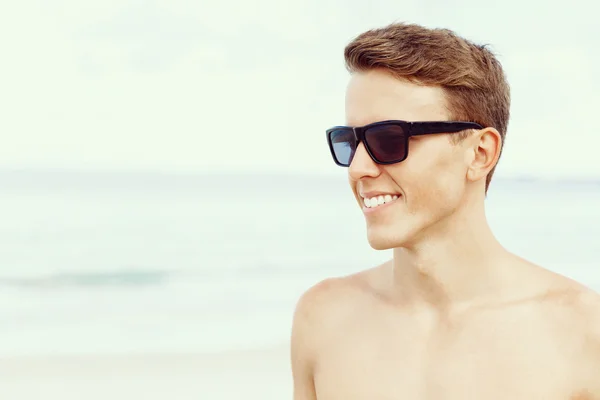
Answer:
[{"xmin": 466, "ymin": 128, "xmax": 502, "ymax": 183}]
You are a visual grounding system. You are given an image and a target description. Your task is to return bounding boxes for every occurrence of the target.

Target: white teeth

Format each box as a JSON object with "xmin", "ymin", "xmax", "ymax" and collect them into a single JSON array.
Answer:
[{"xmin": 363, "ymin": 194, "xmax": 400, "ymax": 208}]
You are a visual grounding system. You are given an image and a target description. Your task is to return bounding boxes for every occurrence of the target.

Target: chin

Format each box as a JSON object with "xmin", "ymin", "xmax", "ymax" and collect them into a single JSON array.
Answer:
[{"xmin": 365, "ymin": 224, "xmax": 417, "ymax": 250}]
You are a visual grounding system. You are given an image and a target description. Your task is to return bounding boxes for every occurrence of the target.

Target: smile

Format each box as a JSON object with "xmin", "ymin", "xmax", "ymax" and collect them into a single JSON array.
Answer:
[{"xmin": 362, "ymin": 194, "xmax": 401, "ymax": 210}]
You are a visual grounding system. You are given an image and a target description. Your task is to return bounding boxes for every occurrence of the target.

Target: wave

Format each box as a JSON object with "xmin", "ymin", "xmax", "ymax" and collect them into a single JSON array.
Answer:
[
  {"xmin": 0, "ymin": 268, "xmax": 173, "ymax": 289},
  {"xmin": 0, "ymin": 262, "xmax": 347, "ymax": 290}
]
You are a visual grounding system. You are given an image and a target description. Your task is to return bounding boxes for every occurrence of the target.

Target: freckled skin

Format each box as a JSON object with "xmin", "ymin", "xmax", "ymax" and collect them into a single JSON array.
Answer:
[{"xmin": 291, "ymin": 70, "xmax": 600, "ymax": 400}]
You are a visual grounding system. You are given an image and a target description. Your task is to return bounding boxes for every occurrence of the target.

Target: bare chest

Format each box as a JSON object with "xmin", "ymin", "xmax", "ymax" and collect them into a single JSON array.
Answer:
[{"xmin": 313, "ymin": 310, "xmax": 589, "ymax": 400}]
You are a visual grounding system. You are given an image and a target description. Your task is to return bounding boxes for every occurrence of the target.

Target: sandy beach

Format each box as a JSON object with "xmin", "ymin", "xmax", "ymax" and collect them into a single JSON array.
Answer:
[{"xmin": 0, "ymin": 345, "xmax": 292, "ymax": 400}]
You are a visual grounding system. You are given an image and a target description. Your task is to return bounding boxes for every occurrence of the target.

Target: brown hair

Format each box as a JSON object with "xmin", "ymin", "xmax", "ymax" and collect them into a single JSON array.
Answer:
[{"xmin": 344, "ymin": 22, "xmax": 511, "ymax": 192}]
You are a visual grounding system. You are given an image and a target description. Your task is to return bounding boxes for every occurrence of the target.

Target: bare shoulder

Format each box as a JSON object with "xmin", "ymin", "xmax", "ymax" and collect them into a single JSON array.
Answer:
[
  {"xmin": 563, "ymin": 283, "xmax": 600, "ymax": 340},
  {"xmin": 570, "ymin": 285, "xmax": 600, "ymax": 346},
  {"xmin": 290, "ymin": 264, "xmax": 387, "ymax": 399},
  {"xmin": 539, "ymin": 269, "xmax": 600, "ymax": 325},
  {"xmin": 291, "ymin": 263, "xmax": 388, "ymax": 348},
  {"xmin": 569, "ymin": 287, "xmax": 600, "ymax": 394},
  {"xmin": 535, "ymin": 266, "xmax": 600, "ymax": 332},
  {"xmin": 292, "ymin": 264, "xmax": 386, "ymax": 335},
  {"xmin": 500, "ymin": 258, "xmax": 600, "ymax": 394},
  {"xmin": 539, "ymin": 272, "xmax": 600, "ymax": 393}
]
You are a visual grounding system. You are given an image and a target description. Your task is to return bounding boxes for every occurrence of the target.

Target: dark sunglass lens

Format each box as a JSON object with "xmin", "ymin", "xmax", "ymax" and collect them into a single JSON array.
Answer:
[
  {"xmin": 329, "ymin": 129, "xmax": 356, "ymax": 166},
  {"xmin": 365, "ymin": 124, "xmax": 407, "ymax": 163}
]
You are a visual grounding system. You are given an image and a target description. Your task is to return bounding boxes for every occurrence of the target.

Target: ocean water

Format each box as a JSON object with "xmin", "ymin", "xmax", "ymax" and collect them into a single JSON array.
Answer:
[{"xmin": 0, "ymin": 170, "xmax": 599, "ymax": 357}]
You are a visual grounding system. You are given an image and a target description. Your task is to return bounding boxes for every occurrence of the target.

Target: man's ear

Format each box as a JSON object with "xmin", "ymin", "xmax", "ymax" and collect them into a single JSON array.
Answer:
[{"xmin": 466, "ymin": 127, "xmax": 502, "ymax": 183}]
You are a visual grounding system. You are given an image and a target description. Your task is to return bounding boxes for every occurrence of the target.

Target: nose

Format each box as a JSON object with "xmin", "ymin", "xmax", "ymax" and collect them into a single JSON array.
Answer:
[{"xmin": 348, "ymin": 142, "xmax": 380, "ymax": 181}]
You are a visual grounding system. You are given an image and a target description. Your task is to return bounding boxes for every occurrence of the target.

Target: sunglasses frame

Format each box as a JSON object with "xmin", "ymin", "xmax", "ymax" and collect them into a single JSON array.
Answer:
[{"xmin": 326, "ymin": 119, "xmax": 484, "ymax": 167}]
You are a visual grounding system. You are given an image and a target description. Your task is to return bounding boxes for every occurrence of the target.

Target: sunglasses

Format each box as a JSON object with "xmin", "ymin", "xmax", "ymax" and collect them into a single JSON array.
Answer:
[{"xmin": 326, "ymin": 119, "xmax": 483, "ymax": 167}]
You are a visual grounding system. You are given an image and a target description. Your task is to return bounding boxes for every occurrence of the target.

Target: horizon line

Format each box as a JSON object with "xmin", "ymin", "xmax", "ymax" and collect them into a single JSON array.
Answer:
[{"xmin": 0, "ymin": 165, "xmax": 598, "ymax": 184}]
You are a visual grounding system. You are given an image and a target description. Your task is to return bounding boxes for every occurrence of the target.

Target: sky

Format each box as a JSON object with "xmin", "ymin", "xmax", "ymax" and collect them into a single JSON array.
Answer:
[{"xmin": 1, "ymin": 0, "xmax": 599, "ymax": 178}]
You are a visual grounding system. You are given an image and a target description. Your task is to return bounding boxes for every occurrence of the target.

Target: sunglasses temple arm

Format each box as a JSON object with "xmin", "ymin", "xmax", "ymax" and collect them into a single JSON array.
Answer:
[{"xmin": 409, "ymin": 122, "xmax": 482, "ymax": 136}]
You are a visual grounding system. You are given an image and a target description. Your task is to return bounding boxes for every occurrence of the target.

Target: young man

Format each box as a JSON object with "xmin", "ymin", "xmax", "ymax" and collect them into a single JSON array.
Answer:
[{"xmin": 291, "ymin": 22, "xmax": 600, "ymax": 399}]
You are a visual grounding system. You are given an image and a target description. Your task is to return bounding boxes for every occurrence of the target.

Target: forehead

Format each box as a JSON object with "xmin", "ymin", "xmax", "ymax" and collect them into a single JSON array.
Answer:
[{"xmin": 345, "ymin": 69, "xmax": 449, "ymax": 127}]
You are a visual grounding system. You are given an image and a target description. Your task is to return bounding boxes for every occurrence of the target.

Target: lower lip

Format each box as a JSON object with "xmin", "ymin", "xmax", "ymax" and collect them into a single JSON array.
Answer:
[{"xmin": 362, "ymin": 197, "xmax": 401, "ymax": 213}]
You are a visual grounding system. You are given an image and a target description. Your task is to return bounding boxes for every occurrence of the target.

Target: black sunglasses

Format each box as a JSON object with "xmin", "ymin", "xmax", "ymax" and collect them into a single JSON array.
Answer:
[{"xmin": 326, "ymin": 119, "xmax": 483, "ymax": 167}]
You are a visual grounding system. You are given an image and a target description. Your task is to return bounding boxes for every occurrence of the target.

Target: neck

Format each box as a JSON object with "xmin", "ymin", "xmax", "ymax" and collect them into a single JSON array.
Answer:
[{"xmin": 391, "ymin": 191, "xmax": 512, "ymax": 308}]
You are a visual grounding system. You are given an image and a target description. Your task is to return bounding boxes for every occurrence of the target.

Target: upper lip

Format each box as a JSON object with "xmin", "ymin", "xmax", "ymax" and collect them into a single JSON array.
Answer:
[{"xmin": 359, "ymin": 191, "xmax": 401, "ymax": 199}]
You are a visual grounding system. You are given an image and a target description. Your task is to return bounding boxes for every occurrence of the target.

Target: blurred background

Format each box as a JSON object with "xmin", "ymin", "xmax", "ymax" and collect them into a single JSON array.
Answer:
[{"xmin": 0, "ymin": 0, "xmax": 599, "ymax": 397}]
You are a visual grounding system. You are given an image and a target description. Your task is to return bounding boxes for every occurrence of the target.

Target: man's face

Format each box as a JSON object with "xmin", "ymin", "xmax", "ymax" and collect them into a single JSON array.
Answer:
[{"xmin": 345, "ymin": 69, "xmax": 471, "ymax": 250}]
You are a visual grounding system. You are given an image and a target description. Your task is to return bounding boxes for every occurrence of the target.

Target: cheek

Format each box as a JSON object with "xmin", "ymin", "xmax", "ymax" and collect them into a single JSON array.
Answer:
[
  {"xmin": 399, "ymin": 157, "xmax": 466, "ymax": 213},
  {"xmin": 407, "ymin": 174, "xmax": 460, "ymax": 210}
]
